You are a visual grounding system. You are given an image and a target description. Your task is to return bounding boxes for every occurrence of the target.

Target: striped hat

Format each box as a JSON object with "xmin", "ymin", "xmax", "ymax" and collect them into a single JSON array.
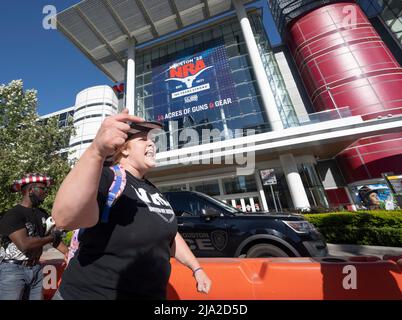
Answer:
[{"xmin": 11, "ymin": 173, "xmax": 53, "ymax": 193}]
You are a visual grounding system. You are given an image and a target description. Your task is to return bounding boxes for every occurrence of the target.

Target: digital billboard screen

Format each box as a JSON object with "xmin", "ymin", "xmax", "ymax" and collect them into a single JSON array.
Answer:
[{"xmin": 151, "ymin": 42, "xmax": 238, "ymax": 124}]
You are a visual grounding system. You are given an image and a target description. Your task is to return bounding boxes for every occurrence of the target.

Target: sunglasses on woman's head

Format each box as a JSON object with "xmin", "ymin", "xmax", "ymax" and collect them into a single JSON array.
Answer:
[{"xmin": 127, "ymin": 121, "xmax": 163, "ymax": 135}]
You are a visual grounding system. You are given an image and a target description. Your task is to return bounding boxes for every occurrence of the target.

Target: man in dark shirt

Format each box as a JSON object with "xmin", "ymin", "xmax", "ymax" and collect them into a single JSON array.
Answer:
[{"xmin": 0, "ymin": 173, "xmax": 68, "ymax": 300}]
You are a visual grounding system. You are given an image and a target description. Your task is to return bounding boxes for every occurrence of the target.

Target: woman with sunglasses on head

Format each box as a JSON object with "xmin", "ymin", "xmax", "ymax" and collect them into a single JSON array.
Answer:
[{"xmin": 51, "ymin": 109, "xmax": 211, "ymax": 300}]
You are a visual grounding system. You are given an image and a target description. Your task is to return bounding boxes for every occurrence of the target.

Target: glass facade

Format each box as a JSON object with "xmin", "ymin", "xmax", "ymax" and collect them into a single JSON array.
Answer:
[
  {"xmin": 358, "ymin": 0, "xmax": 402, "ymax": 46},
  {"xmin": 134, "ymin": 13, "xmax": 298, "ymax": 151},
  {"xmin": 298, "ymin": 163, "xmax": 329, "ymax": 208},
  {"xmin": 39, "ymin": 109, "xmax": 74, "ymax": 160},
  {"xmin": 260, "ymin": 164, "xmax": 328, "ymax": 212},
  {"xmin": 159, "ymin": 184, "xmax": 187, "ymax": 193},
  {"xmin": 250, "ymin": 14, "xmax": 299, "ymax": 128},
  {"xmin": 156, "ymin": 162, "xmax": 326, "ymax": 212},
  {"xmin": 261, "ymin": 168, "xmax": 294, "ymax": 212},
  {"xmin": 380, "ymin": 0, "xmax": 402, "ymax": 45},
  {"xmin": 57, "ymin": 110, "xmax": 74, "ymax": 128},
  {"xmin": 40, "ymin": 110, "xmax": 74, "ymax": 129},
  {"xmin": 222, "ymin": 175, "xmax": 257, "ymax": 194},
  {"xmin": 189, "ymin": 180, "xmax": 220, "ymax": 196}
]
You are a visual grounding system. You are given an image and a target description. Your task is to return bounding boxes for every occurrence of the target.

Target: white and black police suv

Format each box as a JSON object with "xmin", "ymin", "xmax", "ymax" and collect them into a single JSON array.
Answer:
[{"xmin": 164, "ymin": 191, "xmax": 328, "ymax": 258}]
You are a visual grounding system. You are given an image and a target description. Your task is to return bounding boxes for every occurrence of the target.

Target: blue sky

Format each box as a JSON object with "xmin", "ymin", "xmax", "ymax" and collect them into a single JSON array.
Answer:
[
  {"xmin": 0, "ymin": 0, "xmax": 110, "ymax": 115},
  {"xmin": 0, "ymin": 0, "xmax": 281, "ymax": 116}
]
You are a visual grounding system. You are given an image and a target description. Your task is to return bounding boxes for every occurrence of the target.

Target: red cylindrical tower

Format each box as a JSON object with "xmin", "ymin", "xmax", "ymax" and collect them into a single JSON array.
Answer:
[{"xmin": 286, "ymin": 2, "xmax": 402, "ymax": 183}]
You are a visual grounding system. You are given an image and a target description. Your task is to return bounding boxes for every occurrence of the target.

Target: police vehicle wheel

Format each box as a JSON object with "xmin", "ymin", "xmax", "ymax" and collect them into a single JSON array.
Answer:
[{"xmin": 246, "ymin": 244, "xmax": 288, "ymax": 257}]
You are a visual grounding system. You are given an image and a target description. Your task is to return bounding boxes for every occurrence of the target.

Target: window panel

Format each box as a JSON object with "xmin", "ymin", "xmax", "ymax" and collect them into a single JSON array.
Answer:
[
  {"xmin": 189, "ymin": 180, "xmax": 220, "ymax": 196},
  {"xmin": 223, "ymin": 175, "xmax": 257, "ymax": 194},
  {"xmin": 391, "ymin": 19, "xmax": 402, "ymax": 32},
  {"xmin": 143, "ymin": 72, "xmax": 152, "ymax": 84}
]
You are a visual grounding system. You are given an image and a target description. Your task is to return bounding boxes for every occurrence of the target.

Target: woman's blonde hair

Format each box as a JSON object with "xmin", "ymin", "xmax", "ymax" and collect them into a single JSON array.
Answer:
[
  {"xmin": 111, "ymin": 141, "xmax": 129, "ymax": 166},
  {"xmin": 111, "ymin": 131, "xmax": 148, "ymax": 165}
]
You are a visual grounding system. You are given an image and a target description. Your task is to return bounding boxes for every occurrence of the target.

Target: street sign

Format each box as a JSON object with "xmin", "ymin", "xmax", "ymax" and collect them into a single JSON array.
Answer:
[{"xmin": 260, "ymin": 169, "xmax": 277, "ymax": 186}]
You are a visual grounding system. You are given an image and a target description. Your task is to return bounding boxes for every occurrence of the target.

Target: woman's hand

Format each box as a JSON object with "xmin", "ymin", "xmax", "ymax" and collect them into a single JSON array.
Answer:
[
  {"xmin": 170, "ymin": 233, "xmax": 212, "ymax": 294},
  {"xmin": 194, "ymin": 268, "xmax": 212, "ymax": 294},
  {"xmin": 91, "ymin": 108, "xmax": 144, "ymax": 159}
]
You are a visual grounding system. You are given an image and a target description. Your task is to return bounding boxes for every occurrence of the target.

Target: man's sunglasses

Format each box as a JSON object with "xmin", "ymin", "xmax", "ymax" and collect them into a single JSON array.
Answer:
[{"xmin": 32, "ymin": 186, "xmax": 48, "ymax": 193}]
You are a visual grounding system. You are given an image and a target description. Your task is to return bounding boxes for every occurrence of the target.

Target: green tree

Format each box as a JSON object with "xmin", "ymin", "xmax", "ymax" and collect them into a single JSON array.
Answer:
[{"xmin": 0, "ymin": 80, "xmax": 74, "ymax": 215}]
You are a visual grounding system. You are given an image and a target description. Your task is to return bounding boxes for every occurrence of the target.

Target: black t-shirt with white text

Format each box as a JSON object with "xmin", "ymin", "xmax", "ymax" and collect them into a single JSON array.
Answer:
[
  {"xmin": 0, "ymin": 204, "xmax": 47, "ymax": 261},
  {"xmin": 59, "ymin": 167, "xmax": 178, "ymax": 300}
]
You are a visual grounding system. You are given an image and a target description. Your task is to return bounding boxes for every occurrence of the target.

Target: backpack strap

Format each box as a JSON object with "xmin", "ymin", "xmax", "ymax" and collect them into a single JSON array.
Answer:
[
  {"xmin": 66, "ymin": 229, "xmax": 81, "ymax": 265},
  {"xmin": 100, "ymin": 164, "xmax": 127, "ymax": 223}
]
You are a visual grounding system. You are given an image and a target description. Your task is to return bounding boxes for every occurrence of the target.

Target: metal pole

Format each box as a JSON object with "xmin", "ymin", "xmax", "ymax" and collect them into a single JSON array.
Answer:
[
  {"xmin": 270, "ymin": 185, "xmax": 278, "ymax": 212},
  {"xmin": 327, "ymin": 85, "xmax": 341, "ymax": 119},
  {"xmin": 275, "ymin": 191, "xmax": 283, "ymax": 211},
  {"xmin": 255, "ymin": 170, "xmax": 269, "ymax": 211}
]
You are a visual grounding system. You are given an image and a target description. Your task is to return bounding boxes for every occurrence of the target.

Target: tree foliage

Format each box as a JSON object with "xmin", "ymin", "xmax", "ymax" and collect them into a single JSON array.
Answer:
[{"xmin": 0, "ymin": 80, "xmax": 74, "ymax": 214}]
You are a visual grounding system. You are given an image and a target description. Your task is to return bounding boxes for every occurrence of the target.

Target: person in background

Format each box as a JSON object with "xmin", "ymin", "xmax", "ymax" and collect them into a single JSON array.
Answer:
[
  {"xmin": 0, "ymin": 173, "xmax": 68, "ymax": 300},
  {"xmin": 358, "ymin": 185, "xmax": 382, "ymax": 210}
]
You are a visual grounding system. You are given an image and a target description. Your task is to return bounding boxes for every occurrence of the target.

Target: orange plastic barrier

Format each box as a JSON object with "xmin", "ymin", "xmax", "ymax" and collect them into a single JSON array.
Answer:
[
  {"xmin": 40, "ymin": 259, "xmax": 65, "ymax": 300},
  {"xmin": 167, "ymin": 257, "xmax": 402, "ymax": 300},
  {"xmin": 41, "ymin": 257, "xmax": 402, "ymax": 300}
]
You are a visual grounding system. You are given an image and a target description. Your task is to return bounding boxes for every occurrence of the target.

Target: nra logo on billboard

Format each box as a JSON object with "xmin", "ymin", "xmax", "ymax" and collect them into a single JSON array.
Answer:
[
  {"xmin": 151, "ymin": 43, "xmax": 238, "ymax": 122},
  {"xmin": 165, "ymin": 56, "xmax": 213, "ymax": 99}
]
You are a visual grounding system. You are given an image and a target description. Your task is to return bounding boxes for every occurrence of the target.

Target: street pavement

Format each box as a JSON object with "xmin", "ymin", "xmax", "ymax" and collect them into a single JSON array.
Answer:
[
  {"xmin": 41, "ymin": 244, "xmax": 65, "ymax": 260},
  {"xmin": 41, "ymin": 243, "xmax": 402, "ymax": 261},
  {"xmin": 327, "ymin": 243, "xmax": 402, "ymax": 258}
]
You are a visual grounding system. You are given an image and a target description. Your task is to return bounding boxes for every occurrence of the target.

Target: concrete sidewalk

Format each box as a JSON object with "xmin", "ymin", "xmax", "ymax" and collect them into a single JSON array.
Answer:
[
  {"xmin": 40, "ymin": 244, "xmax": 65, "ymax": 261},
  {"xmin": 327, "ymin": 243, "xmax": 402, "ymax": 258}
]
